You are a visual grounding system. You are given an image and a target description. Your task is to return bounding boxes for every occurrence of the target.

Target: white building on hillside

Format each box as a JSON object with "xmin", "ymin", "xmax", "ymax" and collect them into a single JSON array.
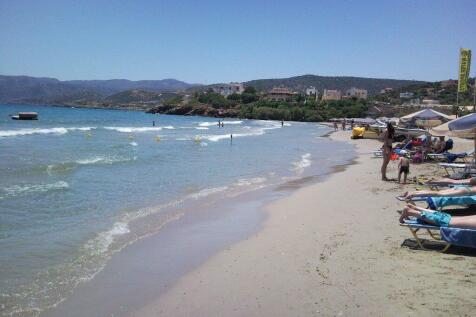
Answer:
[
  {"xmin": 305, "ymin": 86, "xmax": 317, "ymax": 96},
  {"xmin": 213, "ymin": 83, "xmax": 244, "ymax": 96},
  {"xmin": 344, "ymin": 87, "xmax": 368, "ymax": 99},
  {"xmin": 400, "ymin": 92, "xmax": 414, "ymax": 99}
]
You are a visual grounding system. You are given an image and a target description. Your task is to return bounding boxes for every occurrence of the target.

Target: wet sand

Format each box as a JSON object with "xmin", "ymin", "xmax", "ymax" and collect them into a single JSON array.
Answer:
[
  {"xmin": 134, "ymin": 131, "xmax": 476, "ymax": 316},
  {"xmin": 39, "ymin": 132, "xmax": 355, "ymax": 317}
]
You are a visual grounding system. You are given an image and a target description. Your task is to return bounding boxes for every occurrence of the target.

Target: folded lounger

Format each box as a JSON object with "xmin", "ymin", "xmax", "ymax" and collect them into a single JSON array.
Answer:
[{"xmin": 400, "ymin": 219, "xmax": 476, "ymax": 252}]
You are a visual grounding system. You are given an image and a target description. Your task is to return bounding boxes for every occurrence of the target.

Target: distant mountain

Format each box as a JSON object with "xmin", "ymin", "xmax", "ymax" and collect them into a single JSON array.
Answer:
[
  {"xmin": 104, "ymin": 89, "xmax": 178, "ymax": 104},
  {"xmin": 244, "ymin": 74, "xmax": 425, "ymax": 96},
  {"xmin": 0, "ymin": 75, "xmax": 199, "ymax": 103},
  {"xmin": 66, "ymin": 78, "xmax": 197, "ymax": 95}
]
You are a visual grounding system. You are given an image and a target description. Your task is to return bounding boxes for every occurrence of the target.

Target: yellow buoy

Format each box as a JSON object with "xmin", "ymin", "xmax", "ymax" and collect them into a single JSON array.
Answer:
[
  {"xmin": 155, "ymin": 136, "xmax": 161, "ymax": 142},
  {"xmin": 128, "ymin": 134, "xmax": 135, "ymax": 140},
  {"xmin": 193, "ymin": 136, "xmax": 201, "ymax": 143}
]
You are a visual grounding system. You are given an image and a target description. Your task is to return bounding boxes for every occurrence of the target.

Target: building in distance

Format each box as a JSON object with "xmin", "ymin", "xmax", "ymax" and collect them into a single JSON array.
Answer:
[
  {"xmin": 267, "ymin": 87, "xmax": 295, "ymax": 102},
  {"xmin": 305, "ymin": 86, "xmax": 318, "ymax": 96},
  {"xmin": 399, "ymin": 92, "xmax": 414, "ymax": 99},
  {"xmin": 380, "ymin": 87, "xmax": 393, "ymax": 94},
  {"xmin": 322, "ymin": 89, "xmax": 342, "ymax": 101},
  {"xmin": 440, "ymin": 80, "xmax": 457, "ymax": 88},
  {"xmin": 344, "ymin": 87, "xmax": 368, "ymax": 99},
  {"xmin": 212, "ymin": 82, "xmax": 244, "ymax": 96}
]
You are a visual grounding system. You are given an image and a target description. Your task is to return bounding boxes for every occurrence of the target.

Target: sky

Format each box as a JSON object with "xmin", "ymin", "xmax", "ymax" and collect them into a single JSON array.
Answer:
[{"xmin": 1, "ymin": 0, "xmax": 475, "ymax": 84}]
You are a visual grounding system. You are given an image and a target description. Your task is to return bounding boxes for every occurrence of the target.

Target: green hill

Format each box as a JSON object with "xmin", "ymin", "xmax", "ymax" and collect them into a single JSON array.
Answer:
[{"xmin": 244, "ymin": 74, "xmax": 424, "ymax": 95}]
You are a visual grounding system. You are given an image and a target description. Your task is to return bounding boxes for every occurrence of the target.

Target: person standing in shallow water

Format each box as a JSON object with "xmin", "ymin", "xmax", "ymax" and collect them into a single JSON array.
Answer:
[{"xmin": 381, "ymin": 123, "xmax": 395, "ymax": 181}]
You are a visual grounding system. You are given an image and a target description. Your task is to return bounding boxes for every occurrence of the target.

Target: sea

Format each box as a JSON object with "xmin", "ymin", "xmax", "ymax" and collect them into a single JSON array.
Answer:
[{"xmin": 0, "ymin": 104, "xmax": 354, "ymax": 316}]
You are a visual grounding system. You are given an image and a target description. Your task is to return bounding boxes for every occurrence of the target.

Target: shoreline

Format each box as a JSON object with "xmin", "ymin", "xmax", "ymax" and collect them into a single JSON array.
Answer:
[
  {"xmin": 38, "ymin": 128, "xmax": 356, "ymax": 317},
  {"xmin": 133, "ymin": 131, "xmax": 476, "ymax": 316}
]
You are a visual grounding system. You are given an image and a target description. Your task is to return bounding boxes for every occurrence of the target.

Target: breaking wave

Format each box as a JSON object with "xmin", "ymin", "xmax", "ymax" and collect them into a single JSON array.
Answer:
[
  {"xmin": 0, "ymin": 127, "xmax": 95, "ymax": 138},
  {"xmin": 1, "ymin": 181, "xmax": 69, "ymax": 199},
  {"xmin": 104, "ymin": 126, "xmax": 174, "ymax": 133},
  {"xmin": 292, "ymin": 153, "xmax": 312, "ymax": 174},
  {"xmin": 198, "ymin": 120, "xmax": 243, "ymax": 127}
]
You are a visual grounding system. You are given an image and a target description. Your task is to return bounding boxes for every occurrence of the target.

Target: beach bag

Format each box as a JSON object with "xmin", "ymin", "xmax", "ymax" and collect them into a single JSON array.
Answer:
[{"xmin": 390, "ymin": 153, "xmax": 398, "ymax": 161}]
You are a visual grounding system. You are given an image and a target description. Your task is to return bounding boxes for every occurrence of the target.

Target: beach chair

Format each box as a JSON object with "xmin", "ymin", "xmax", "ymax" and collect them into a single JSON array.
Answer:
[
  {"xmin": 396, "ymin": 195, "xmax": 476, "ymax": 210},
  {"xmin": 438, "ymin": 163, "xmax": 473, "ymax": 176},
  {"xmin": 426, "ymin": 153, "xmax": 448, "ymax": 161},
  {"xmin": 427, "ymin": 150, "xmax": 475, "ymax": 163},
  {"xmin": 400, "ymin": 219, "xmax": 476, "ymax": 252}
]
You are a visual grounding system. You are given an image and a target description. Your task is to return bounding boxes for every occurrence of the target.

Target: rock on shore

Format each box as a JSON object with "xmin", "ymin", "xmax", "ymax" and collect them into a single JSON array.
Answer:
[{"xmin": 146, "ymin": 104, "xmax": 239, "ymax": 118}]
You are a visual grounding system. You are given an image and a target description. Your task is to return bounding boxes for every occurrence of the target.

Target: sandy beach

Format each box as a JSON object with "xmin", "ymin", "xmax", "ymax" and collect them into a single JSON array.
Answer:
[{"xmin": 133, "ymin": 130, "xmax": 476, "ymax": 317}]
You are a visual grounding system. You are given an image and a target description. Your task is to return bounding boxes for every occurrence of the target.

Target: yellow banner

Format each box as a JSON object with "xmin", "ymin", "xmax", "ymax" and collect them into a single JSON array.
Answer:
[{"xmin": 458, "ymin": 48, "xmax": 471, "ymax": 92}]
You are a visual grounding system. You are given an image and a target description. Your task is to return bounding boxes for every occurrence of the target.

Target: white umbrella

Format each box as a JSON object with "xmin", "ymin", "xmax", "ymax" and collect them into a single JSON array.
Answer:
[{"xmin": 431, "ymin": 113, "xmax": 476, "ymax": 161}]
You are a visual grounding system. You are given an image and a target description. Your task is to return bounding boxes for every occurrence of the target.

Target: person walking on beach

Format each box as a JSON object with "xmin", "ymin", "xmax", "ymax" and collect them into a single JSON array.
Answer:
[
  {"xmin": 350, "ymin": 119, "xmax": 354, "ymax": 129},
  {"xmin": 397, "ymin": 151, "xmax": 410, "ymax": 184},
  {"xmin": 381, "ymin": 122, "xmax": 394, "ymax": 181},
  {"xmin": 281, "ymin": 120, "xmax": 284, "ymax": 127},
  {"xmin": 341, "ymin": 120, "xmax": 346, "ymax": 131},
  {"xmin": 333, "ymin": 122, "xmax": 338, "ymax": 131}
]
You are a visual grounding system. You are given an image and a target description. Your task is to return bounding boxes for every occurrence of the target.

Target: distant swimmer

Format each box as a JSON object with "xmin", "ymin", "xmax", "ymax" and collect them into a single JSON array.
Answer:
[
  {"xmin": 128, "ymin": 134, "xmax": 135, "ymax": 140},
  {"xmin": 230, "ymin": 134, "xmax": 233, "ymax": 144},
  {"xmin": 153, "ymin": 121, "xmax": 155, "ymax": 127},
  {"xmin": 86, "ymin": 132, "xmax": 92, "ymax": 138},
  {"xmin": 281, "ymin": 120, "xmax": 284, "ymax": 127}
]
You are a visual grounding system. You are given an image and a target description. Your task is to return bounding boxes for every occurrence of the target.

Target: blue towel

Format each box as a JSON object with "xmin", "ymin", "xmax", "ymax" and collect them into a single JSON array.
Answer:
[
  {"xmin": 427, "ymin": 195, "xmax": 476, "ymax": 209},
  {"xmin": 446, "ymin": 152, "xmax": 467, "ymax": 163},
  {"xmin": 440, "ymin": 227, "xmax": 476, "ymax": 248}
]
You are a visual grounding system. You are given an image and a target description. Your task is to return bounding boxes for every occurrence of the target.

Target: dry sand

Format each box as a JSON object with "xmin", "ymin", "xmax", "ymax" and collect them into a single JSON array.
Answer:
[{"xmin": 132, "ymin": 131, "xmax": 476, "ymax": 317}]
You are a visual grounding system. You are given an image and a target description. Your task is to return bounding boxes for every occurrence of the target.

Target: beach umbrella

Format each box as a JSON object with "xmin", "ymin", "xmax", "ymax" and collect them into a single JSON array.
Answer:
[
  {"xmin": 431, "ymin": 113, "xmax": 476, "ymax": 161},
  {"xmin": 400, "ymin": 109, "xmax": 453, "ymax": 128}
]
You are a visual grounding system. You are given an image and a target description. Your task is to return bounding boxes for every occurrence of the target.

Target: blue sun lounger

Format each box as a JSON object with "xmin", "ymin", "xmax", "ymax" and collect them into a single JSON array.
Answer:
[
  {"xmin": 400, "ymin": 219, "xmax": 476, "ymax": 252},
  {"xmin": 396, "ymin": 195, "xmax": 476, "ymax": 210}
]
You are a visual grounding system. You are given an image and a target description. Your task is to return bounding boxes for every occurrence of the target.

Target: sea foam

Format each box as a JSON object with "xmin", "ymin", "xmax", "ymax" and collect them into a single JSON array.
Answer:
[
  {"xmin": 198, "ymin": 120, "xmax": 243, "ymax": 127},
  {"xmin": 292, "ymin": 153, "xmax": 312, "ymax": 174},
  {"xmin": 104, "ymin": 126, "xmax": 174, "ymax": 133},
  {"xmin": 0, "ymin": 127, "xmax": 95, "ymax": 137},
  {"xmin": 1, "ymin": 181, "xmax": 69, "ymax": 199}
]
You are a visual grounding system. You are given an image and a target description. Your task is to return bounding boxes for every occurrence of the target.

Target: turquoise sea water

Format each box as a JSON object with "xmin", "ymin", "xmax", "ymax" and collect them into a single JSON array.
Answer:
[{"xmin": 0, "ymin": 104, "xmax": 353, "ymax": 316}]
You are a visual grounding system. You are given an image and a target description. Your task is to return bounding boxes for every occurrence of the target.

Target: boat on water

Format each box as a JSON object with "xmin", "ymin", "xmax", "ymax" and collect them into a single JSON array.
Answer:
[{"xmin": 11, "ymin": 112, "xmax": 38, "ymax": 120}]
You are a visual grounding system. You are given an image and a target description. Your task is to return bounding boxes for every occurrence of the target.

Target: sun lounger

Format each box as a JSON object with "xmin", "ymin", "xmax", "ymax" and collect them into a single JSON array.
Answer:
[
  {"xmin": 426, "ymin": 153, "xmax": 447, "ymax": 161},
  {"xmin": 427, "ymin": 150, "xmax": 475, "ymax": 163},
  {"xmin": 400, "ymin": 219, "xmax": 452, "ymax": 252},
  {"xmin": 439, "ymin": 163, "xmax": 473, "ymax": 175},
  {"xmin": 396, "ymin": 194, "xmax": 476, "ymax": 210},
  {"xmin": 400, "ymin": 219, "xmax": 476, "ymax": 251}
]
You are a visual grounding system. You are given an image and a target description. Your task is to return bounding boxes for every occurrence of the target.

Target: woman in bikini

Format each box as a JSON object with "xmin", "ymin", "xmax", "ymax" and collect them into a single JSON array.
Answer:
[{"xmin": 381, "ymin": 122, "xmax": 395, "ymax": 181}]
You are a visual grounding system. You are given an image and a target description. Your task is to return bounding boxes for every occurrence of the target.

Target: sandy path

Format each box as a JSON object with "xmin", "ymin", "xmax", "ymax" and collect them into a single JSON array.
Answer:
[{"xmin": 132, "ymin": 131, "xmax": 476, "ymax": 317}]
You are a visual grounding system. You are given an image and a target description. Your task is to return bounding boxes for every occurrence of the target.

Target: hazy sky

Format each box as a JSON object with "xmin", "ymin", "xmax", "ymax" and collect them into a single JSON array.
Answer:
[{"xmin": 1, "ymin": 0, "xmax": 475, "ymax": 84}]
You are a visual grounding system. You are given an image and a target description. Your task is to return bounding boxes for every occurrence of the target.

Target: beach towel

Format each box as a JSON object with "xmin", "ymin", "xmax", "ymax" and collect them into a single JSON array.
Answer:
[
  {"xmin": 440, "ymin": 227, "xmax": 476, "ymax": 248},
  {"xmin": 446, "ymin": 152, "xmax": 469, "ymax": 163},
  {"xmin": 427, "ymin": 195, "xmax": 476, "ymax": 209}
]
